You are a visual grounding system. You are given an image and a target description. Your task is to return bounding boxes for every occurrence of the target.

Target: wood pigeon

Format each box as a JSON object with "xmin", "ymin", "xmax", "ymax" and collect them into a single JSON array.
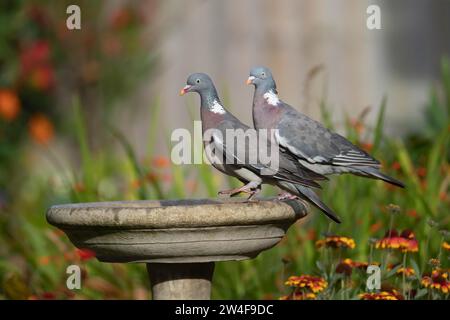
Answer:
[
  {"xmin": 247, "ymin": 66, "xmax": 405, "ymax": 189},
  {"xmin": 181, "ymin": 73, "xmax": 341, "ymax": 222}
]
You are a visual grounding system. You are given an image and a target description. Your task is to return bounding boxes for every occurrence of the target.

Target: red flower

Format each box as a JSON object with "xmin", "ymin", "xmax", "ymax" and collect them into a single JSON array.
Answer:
[
  {"xmin": 110, "ymin": 8, "xmax": 134, "ymax": 30},
  {"xmin": 416, "ymin": 167, "xmax": 427, "ymax": 178},
  {"xmin": 375, "ymin": 229, "xmax": 419, "ymax": 253},
  {"xmin": 76, "ymin": 248, "xmax": 96, "ymax": 261},
  {"xmin": 40, "ymin": 292, "xmax": 56, "ymax": 300},
  {"xmin": 315, "ymin": 235, "xmax": 356, "ymax": 249},
  {"xmin": 280, "ymin": 292, "xmax": 317, "ymax": 300},
  {"xmin": 406, "ymin": 209, "xmax": 418, "ymax": 218},
  {"xmin": 360, "ymin": 290, "xmax": 404, "ymax": 300},
  {"xmin": 422, "ymin": 269, "xmax": 450, "ymax": 294},
  {"xmin": 387, "ymin": 264, "xmax": 415, "ymax": 277},
  {"xmin": 152, "ymin": 156, "xmax": 170, "ymax": 169},
  {"xmin": 391, "ymin": 161, "xmax": 401, "ymax": 171},
  {"xmin": 335, "ymin": 259, "xmax": 374, "ymax": 276},
  {"xmin": 360, "ymin": 142, "xmax": 373, "ymax": 153},
  {"xmin": 369, "ymin": 221, "xmax": 383, "ymax": 233},
  {"xmin": 285, "ymin": 275, "xmax": 327, "ymax": 293},
  {"xmin": 20, "ymin": 41, "xmax": 51, "ymax": 73},
  {"xmin": 20, "ymin": 41, "xmax": 54, "ymax": 91}
]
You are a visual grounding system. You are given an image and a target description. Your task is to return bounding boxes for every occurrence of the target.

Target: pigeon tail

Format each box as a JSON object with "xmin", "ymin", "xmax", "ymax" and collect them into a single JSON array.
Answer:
[
  {"xmin": 358, "ymin": 167, "xmax": 405, "ymax": 188},
  {"xmin": 293, "ymin": 184, "xmax": 341, "ymax": 223},
  {"xmin": 277, "ymin": 181, "xmax": 341, "ymax": 223}
]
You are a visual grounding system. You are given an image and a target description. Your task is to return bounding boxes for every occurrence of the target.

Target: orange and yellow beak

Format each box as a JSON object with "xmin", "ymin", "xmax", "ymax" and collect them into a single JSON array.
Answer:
[
  {"xmin": 180, "ymin": 85, "xmax": 192, "ymax": 95},
  {"xmin": 246, "ymin": 76, "xmax": 256, "ymax": 85}
]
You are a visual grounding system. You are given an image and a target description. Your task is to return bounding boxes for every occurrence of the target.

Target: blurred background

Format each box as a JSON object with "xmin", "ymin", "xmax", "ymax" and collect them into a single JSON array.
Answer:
[{"xmin": 0, "ymin": 0, "xmax": 449, "ymax": 300}]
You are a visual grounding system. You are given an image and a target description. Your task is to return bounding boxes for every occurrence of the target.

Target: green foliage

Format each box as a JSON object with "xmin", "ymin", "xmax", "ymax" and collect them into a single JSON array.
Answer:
[{"xmin": 0, "ymin": 58, "xmax": 449, "ymax": 300}]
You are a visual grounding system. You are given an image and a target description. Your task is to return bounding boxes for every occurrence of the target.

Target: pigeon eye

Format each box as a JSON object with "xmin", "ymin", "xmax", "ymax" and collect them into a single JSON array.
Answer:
[
  {"xmin": 196, "ymin": 79, "xmax": 201, "ymax": 84},
  {"xmin": 261, "ymin": 72, "xmax": 266, "ymax": 77}
]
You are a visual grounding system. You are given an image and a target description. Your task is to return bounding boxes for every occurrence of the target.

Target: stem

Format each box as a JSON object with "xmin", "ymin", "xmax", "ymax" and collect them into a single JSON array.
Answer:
[
  {"xmin": 369, "ymin": 244, "xmax": 374, "ymax": 265},
  {"xmin": 423, "ymin": 227, "xmax": 431, "ymax": 269},
  {"xmin": 382, "ymin": 213, "xmax": 396, "ymax": 276},
  {"xmin": 388, "ymin": 213, "xmax": 395, "ymax": 238},
  {"xmin": 438, "ymin": 235, "xmax": 444, "ymax": 263},
  {"xmin": 402, "ymin": 252, "xmax": 407, "ymax": 299}
]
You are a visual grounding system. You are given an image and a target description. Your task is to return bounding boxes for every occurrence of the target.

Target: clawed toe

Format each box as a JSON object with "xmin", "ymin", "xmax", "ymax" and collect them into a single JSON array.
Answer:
[{"xmin": 277, "ymin": 192, "xmax": 299, "ymax": 201}]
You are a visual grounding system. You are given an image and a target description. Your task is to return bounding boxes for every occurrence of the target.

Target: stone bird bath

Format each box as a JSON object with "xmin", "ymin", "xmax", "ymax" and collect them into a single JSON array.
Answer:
[{"xmin": 46, "ymin": 198, "xmax": 307, "ymax": 299}]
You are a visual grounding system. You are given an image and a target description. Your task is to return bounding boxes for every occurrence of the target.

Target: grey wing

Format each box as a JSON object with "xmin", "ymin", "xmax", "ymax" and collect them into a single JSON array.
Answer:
[
  {"xmin": 276, "ymin": 106, "xmax": 380, "ymax": 168},
  {"xmin": 212, "ymin": 120, "xmax": 322, "ymax": 188}
]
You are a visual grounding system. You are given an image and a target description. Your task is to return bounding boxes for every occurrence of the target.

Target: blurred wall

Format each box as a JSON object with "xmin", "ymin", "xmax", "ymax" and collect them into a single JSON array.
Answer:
[{"xmin": 125, "ymin": 0, "xmax": 449, "ymax": 157}]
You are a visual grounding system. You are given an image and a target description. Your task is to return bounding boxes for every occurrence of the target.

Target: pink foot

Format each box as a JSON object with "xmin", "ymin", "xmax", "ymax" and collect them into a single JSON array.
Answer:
[{"xmin": 277, "ymin": 192, "xmax": 299, "ymax": 200}]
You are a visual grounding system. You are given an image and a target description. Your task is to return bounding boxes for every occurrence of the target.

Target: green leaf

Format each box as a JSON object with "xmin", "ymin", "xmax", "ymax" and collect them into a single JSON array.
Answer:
[
  {"xmin": 372, "ymin": 96, "xmax": 386, "ymax": 154},
  {"xmin": 414, "ymin": 288, "xmax": 428, "ymax": 300},
  {"xmin": 72, "ymin": 96, "xmax": 96, "ymax": 201}
]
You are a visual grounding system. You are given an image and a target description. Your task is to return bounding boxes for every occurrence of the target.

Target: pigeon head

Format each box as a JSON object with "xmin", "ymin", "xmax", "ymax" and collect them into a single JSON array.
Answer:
[
  {"xmin": 180, "ymin": 73, "xmax": 217, "ymax": 96},
  {"xmin": 247, "ymin": 66, "xmax": 276, "ymax": 93}
]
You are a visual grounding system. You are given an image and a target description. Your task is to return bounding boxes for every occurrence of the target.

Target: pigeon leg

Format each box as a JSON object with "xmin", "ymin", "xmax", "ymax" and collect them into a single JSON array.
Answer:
[
  {"xmin": 218, "ymin": 181, "xmax": 260, "ymax": 198},
  {"xmin": 277, "ymin": 192, "xmax": 299, "ymax": 200},
  {"xmin": 246, "ymin": 185, "xmax": 262, "ymax": 202}
]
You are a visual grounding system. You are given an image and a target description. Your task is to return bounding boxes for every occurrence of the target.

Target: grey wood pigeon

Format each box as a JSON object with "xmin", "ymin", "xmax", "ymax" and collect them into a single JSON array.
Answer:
[
  {"xmin": 181, "ymin": 73, "xmax": 341, "ymax": 222},
  {"xmin": 247, "ymin": 66, "xmax": 405, "ymax": 189}
]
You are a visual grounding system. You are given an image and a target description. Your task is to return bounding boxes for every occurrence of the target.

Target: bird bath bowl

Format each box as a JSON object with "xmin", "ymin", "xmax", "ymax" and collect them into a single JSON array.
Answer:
[{"xmin": 46, "ymin": 198, "xmax": 307, "ymax": 299}]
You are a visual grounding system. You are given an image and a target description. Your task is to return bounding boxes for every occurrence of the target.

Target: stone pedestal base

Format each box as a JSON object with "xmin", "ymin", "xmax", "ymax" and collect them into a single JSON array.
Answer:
[{"xmin": 147, "ymin": 262, "xmax": 214, "ymax": 300}]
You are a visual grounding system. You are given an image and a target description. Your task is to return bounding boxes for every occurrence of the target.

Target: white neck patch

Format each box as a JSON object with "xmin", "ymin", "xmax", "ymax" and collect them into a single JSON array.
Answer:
[
  {"xmin": 209, "ymin": 100, "xmax": 226, "ymax": 114},
  {"xmin": 263, "ymin": 90, "xmax": 280, "ymax": 106}
]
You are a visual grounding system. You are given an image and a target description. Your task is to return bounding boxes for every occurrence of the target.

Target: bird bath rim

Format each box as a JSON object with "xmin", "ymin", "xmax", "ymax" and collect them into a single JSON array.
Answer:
[{"xmin": 46, "ymin": 198, "xmax": 307, "ymax": 263}]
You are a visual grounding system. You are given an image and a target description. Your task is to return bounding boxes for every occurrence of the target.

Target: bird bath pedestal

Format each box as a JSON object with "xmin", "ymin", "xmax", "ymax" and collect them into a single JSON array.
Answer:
[{"xmin": 46, "ymin": 199, "xmax": 307, "ymax": 300}]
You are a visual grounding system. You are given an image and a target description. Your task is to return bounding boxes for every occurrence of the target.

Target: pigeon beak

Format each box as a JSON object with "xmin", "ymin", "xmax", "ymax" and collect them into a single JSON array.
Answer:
[
  {"xmin": 180, "ymin": 85, "xmax": 192, "ymax": 96},
  {"xmin": 246, "ymin": 76, "xmax": 255, "ymax": 85}
]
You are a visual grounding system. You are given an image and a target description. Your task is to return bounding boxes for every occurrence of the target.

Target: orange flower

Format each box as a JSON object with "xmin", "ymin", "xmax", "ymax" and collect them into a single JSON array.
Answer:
[
  {"xmin": 306, "ymin": 228, "xmax": 316, "ymax": 241},
  {"xmin": 280, "ymin": 292, "xmax": 317, "ymax": 300},
  {"xmin": 360, "ymin": 290, "xmax": 403, "ymax": 300},
  {"xmin": 152, "ymin": 156, "xmax": 170, "ymax": 169},
  {"xmin": 369, "ymin": 221, "xmax": 383, "ymax": 233},
  {"xmin": 336, "ymin": 258, "xmax": 374, "ymax": 276},
  {"xmin": 29, "ymin": 65, "xmax": 54, "ymax": 91},
  {"xmin": 375, "ymin": 230, "xmax": 418, "ymax": 253},
  {"xmin": 422, "ymin": 269, "xmax": 450, "ymax": 294},
  {"xmin": 110, "ymin": 8, "xmax": 132, "ymax": 29},
  {"xmin": 285, "ymin": 275, "xmax": 327, "ymax": 293},
  {"xmin": 387, "ymin": 264, "xmax": 415, "ymax": 277},
  {"xmin": 391, "ymin": 161, "xmax": 401, "ymax": 171},
  {"xmin": 73, "ymin": 183, "xmax": 85, "ymax": 193},
  {"xmin": 38, "ymin": 256, "xmax": 51, "ymax": 266},
  {"xmin": 350, "ymin": 119, "xmax": 364, "ymax": 134},
  {"xmin": 360, "ymin": 142, "xmax": 373, "ymax": 153},
  {"xmin": 406, "ymin": 209, "xmax": 418, "ymax": 218},
  {"xmin": 335, "ymin": 259, "xmax": 354, "ymax": 276},
  {"xmin": 416, "ymin": 167, "xmax": 427, "ymax": 178},
  {"xmin": 130, "ymin": 179, "xmax": 142, "ymax": 189},
  {"xmin": 315, "ymin": 235, "xmax": 356, "ymax": 249},
  {"xmin": 442, "ymin": 242, "xmax": 450, "ymax": 251},
  {"xmin": 0, "ymin": 89, "xmax": 20, "ymax": 121},
  {"xmin": 28, "ymin": 114, "xmax": 54, "ymax": 145},
  {"xmin": 396, "ymin": 267, "xmax": 415, "ymax": 277}
]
